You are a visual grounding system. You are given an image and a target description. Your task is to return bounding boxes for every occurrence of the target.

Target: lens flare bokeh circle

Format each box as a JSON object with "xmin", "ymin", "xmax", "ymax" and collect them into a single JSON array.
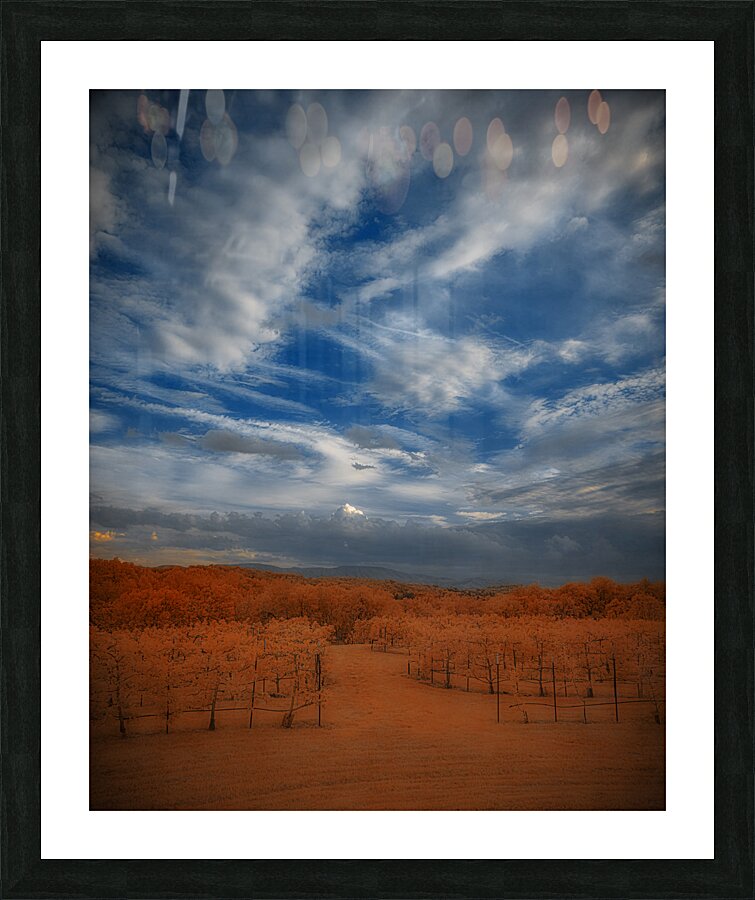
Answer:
[
  {"xmin": 555, "ymin": 97, "xmax": 571, "ymax": 134},
  {"xmin": 588, "ymin": 90, "xmax": 602, "ymax": 125},
  {"xmin": 286, "ymin": 104, "xmax": 307, "ymax": 149},
  {"xmin": 205, "ymin": 90, "xmax": 225, "ymax": 127},
  {"xmin": 453, "ymin": 117, "xmax": 473, "ymax": 156},
  {"xmin": 433, "ymin": 142, "xmax": 454, "ymax": 178},
  {"xmin": 597, "ymin": 101, "xmax": 611, "ymax": 134},
  {"xmin": 321, "ymin": 135, "xmax": 342, "ymax": 168},
  {"xmin": 419, "ymin": 122, "xmax": 441, "ymax": 161},
  {"xmin": 399, "ymin": 125, "xmax": 417, "ymax": 157},
  {"xmin": 486, "ymin": 117, "xmax": 505, "ymax": 153},
  {"xmin": 490, "ymin": 132, "xmax": 513, "ymax": 171},
  {"xmin": 552, "ymin": 134, "xmax": 569, "ymax": 168}
]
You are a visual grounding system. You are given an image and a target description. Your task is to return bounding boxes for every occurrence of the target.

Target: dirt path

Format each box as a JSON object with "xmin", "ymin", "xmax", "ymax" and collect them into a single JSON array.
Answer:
[{"xmin": 90, "ymin": 644, "xmax": 665, "ymax": 810}]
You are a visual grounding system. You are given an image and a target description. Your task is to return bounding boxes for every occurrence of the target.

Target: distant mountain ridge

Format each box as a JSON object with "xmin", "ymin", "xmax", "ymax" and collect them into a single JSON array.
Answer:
[
  {"xmin": 238, "ymin": 562, "xmax": 437, "ymax": 583},
  {"xmin": 233, "ymin": 562, "xmax": 517, "ymax": 590}
]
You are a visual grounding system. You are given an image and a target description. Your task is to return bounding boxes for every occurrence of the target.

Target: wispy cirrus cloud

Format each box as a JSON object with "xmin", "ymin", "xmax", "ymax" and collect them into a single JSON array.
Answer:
[{"xmin": 362, "ymin": 326, "xmax": 533, "ymax": 417}]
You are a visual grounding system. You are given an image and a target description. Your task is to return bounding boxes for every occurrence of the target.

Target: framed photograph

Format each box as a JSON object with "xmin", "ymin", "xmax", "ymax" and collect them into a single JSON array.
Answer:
[{"xmin": 3, "ymin": 2, "xmax": 753, "ymax": 898}]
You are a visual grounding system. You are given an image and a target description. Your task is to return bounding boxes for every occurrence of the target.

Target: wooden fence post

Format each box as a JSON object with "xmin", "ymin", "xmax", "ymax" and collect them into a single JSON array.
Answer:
[
  {"xmin": 249, "ymin": 651, "xmax": 258, "ymax": 729},
  {"xmin": 551, "ymin": 658, "xmax": 558, "ymax": 723},
  {"xmin": 496, "ymin": 654, "xmax": 500, "ymax": 723},
  {"xmin": 538, "ymin": 645, "xmax": 545, "ymax": 697},
  {"xmin": 316, "ymin": 652, "xmax": 322, "ymax": 727}
]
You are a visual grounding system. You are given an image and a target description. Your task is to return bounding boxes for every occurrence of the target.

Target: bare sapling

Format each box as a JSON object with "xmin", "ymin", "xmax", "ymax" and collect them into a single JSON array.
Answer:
[
  {"xmin": 583, "ymin": 641, "xmax": 594, "ymax": 697},
  {"xmin": 248, "ymin": 640, "xmax": 258, "ymax": 729},
  {"xmin": 281, "ymin": 653, "xmax": 299, "ymax": 728},
  {"xmin": 538, "ymin": 641, "xmax": 546, "ymax": 697},
  {"xmin": 513, "ymin": 654, "xmax": 528, "ymax": 723},
  {"xmin": 551, "ymin": 658, "xmax": 558, "ymax": 723}
]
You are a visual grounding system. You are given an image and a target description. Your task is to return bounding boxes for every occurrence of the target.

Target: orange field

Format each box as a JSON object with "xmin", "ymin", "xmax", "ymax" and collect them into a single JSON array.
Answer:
[{"xmin": 90, "ymin": 643, "xmax": 665, "ymax": 810}]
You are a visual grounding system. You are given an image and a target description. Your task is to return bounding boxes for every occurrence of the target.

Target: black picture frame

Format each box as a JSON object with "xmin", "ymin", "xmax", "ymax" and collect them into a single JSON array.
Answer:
[{"xmin": 2, "ymin": 3, "xmax": 752, "ymax": 898}]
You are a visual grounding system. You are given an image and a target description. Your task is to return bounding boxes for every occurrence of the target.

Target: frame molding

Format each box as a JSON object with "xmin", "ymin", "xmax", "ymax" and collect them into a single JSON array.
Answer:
[{"xmin": 2, "ymin": 2, "xmax": 752, "ymax": 897}]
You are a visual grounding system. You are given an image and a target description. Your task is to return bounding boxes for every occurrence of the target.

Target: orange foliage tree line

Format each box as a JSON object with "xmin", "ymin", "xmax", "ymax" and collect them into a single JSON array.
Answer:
[
  {"xmin": 356, "ymin": 612, "xmax": 664, "ymax": 712},
  {"xmin": 90, "ymin": 618, "xmax": 333, "ymax": 735},
  {"xmin": 90, "ymin": 559, "xmax": 665, "ymax": 634}
]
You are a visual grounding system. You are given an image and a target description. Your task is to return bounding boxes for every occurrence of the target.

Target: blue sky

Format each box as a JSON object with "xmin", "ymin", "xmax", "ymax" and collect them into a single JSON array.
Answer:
[{"xmin": 90, "ymin": 89, "xmax": 665, "ymax": 584}]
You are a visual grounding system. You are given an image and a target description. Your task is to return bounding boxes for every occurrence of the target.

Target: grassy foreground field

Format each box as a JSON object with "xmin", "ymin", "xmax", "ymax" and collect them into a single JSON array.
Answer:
[{"xmin": 90, "ymin": 644, "xmax": 664, "ymax": 810}]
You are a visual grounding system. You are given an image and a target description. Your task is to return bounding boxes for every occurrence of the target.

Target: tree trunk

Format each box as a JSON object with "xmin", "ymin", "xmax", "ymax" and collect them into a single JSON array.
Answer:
[
  {"xmin": 551, "ymin": 659, "xmax": 558, "ymax": 722},
  {"xmin": 114, "ymin": 660, "xmax": 126, "ymax": 737},
  {"xmin": 316, "ymin": 653, "xmax": 322, "ymax": 727},
  {"xmin": 538, "ymin": 649, "xmax": 545, "ymax": 697},
  {"xmin": 248, "ymin": 646, "xmax": 259, "ymax": 728},
  {"xmin": 281, "ymin": 678, "xmax": 298, "ymax": 728},
  {"xmin": 636, "ymin": 653, "xmax": 644, "ymax": 696},
  {"xmin": 209, "ymin": 683, "xmax": 219, "ymax": 730}
]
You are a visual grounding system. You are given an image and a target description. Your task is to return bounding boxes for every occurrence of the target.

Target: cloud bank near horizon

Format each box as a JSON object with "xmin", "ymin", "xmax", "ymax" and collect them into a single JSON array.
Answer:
[{"xmin": 90, "ymin": 503, "xmax": 664, "ymax": 586}]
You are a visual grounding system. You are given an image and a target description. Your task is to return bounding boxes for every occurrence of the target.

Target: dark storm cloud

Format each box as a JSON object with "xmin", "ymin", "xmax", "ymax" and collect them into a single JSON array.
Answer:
[
  {"xmin": 345, "ymin": 426, "xmax": 401, "ymax": 451},
  {"xmin": 198, "ymin": 429, "xmax": 303, "ymax": 460}
]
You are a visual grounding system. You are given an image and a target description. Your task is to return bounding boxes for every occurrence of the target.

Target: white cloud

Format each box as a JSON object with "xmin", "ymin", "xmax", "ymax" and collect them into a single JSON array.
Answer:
[
  {"xmin": 335, "ymin": 94, "xmax": 664, "ymax": 313},
  {"xmin": 333, "ymin": 503, "xmax": 366, "ymax": 520},
  {"xmin": 356, "ymin": 320, "xmax": 535, "ymax": 417},
  {"xmin": 466, "ymin": 367, "xmax": 666, "ymax": 520},
  {"xmin": 89, "ymin": 410, "xmax": 119, "ymax": 433},
  {"xmin": 566, "ymin": 216, "xmax": 588, "ymax": 233},
  {"xmin": 91, "ymin": 390, "xmax": 461, "ymax": 519},
  {"xmin": 92, "ymin": 89, "xmax": 665, "ymax": 386},
  {"xmin": 521, "ymin": 366, "xmax": 665, "ymax": 438},
  {"xmin": 91, "ymin": 97, "xmax": 366, "ymax": 373},
  {"xmin": 456, "ymin": 511, "xmax": 506, "ymax": 521},
  {"xmin": 89, "ymin": 167, "xmax": 121, "ymax": 258}
]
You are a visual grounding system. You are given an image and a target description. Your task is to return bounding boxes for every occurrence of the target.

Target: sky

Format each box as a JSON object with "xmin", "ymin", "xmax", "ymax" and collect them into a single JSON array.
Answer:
[{"xmin": 89, "ymin": 88, "xmax": 665, "ymax": 585}]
